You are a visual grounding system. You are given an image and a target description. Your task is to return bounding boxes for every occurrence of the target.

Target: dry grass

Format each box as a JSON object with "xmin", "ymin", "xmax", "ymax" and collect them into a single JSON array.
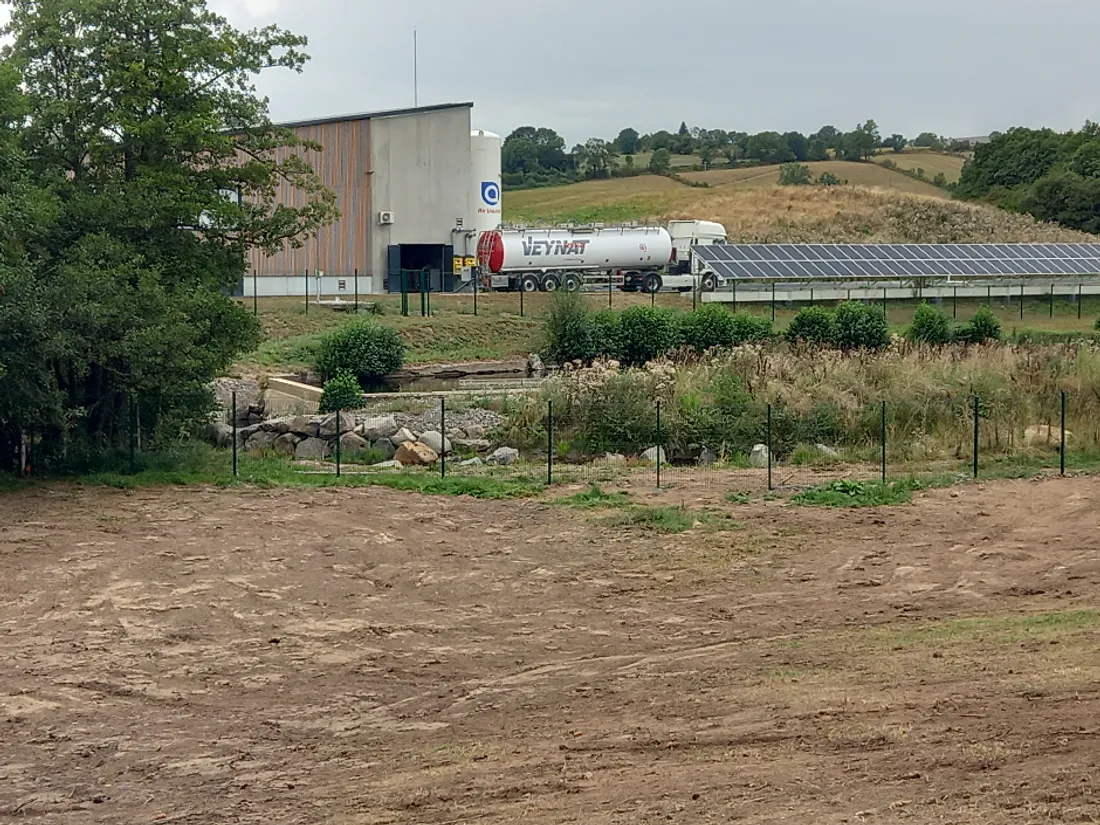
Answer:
[
  {"xmin": 873, "ymin": 151, "xmax": 968, "ymax": 182},
  {"xmin": 505, "ymin": 176, "xmax": 1096, "ymax": 244},
  {"xmin": 682, "ymin": 161, "xmax": 950, "ymax": 198}
]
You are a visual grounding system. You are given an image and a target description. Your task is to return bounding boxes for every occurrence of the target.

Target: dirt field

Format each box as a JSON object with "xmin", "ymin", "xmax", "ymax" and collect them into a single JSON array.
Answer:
[{"xmin": 3, "ymin": 476, "xmax": 1100, "ymax": 824}]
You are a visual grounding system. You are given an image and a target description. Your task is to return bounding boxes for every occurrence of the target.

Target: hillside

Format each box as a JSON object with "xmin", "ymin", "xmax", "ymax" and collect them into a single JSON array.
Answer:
[
  {"xmin": 872, "ymin": 151, "xmax": 968, "ymax": 182},
  {"xmin": 680, "ymin": 161, "xmax": 950, "ymax": 198},
  {"xmin": 503, "ymin": 176, "xmax": 1096, "ymax": 244}
]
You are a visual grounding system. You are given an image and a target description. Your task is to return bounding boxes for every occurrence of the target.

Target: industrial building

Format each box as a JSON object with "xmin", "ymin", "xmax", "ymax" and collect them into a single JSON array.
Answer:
[{"xmin": 246, "ymin": 101, "xmax": 501, "ymax": 296}]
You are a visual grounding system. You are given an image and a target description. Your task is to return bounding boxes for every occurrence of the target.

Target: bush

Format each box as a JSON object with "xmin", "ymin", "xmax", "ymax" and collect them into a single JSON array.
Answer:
[
  {"xmin": 907, "ymin": 302, "xmax": 953, "ymax": 346},
  {"xmin": 618, "ymin": 306, "xmax": 679, "ymax": 366},
  {"xmin": 834, "ymin": 301, "xmax": 890, "ymax": 351},
  {"xmin": 817, "ymin": 172, "xmax": 844, "ymax": 186},
  {"xmin": 1093, "ymin": 315, "xmax": 1100, "ymax": 333},
  {"xmin": 541, "ymin": 290, "xmax": 595, "ymax": 365},
  {"xmin": 316, "ymin": 318, "xmax": 405, "ymax": 384},
  {"xmin": 680, "ymin": 306, "xmax": 773, "ymax": 353},
  {"xmin": 589, "ymin": 309, "xmax": 623, "ymax": 361},
  {"xmin": 957, "ymin": 306, "xmax": 1002, "ymax": 344},
  {"xmin": 786, "ymin": 306, "xmax": 837, "ymax": 346},
  {"xmin": 779, "ymin": 163, "xmax": 812, "ymax": 186},
  {"xmin": 318, "ymin": 372, "xmax": 365, "ymax": 413}
]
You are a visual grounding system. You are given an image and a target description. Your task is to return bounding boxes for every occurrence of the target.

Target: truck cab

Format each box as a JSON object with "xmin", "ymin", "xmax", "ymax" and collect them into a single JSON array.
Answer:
[{"xmin": 664, "ymin": 220, "xmax": 727, "ymax": 290}]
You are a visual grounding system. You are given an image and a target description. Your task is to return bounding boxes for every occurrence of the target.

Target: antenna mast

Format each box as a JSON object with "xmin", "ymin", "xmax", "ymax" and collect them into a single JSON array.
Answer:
[{"xmin": 413, "ymin": 30, "xmax": 418, "ymax": 106}]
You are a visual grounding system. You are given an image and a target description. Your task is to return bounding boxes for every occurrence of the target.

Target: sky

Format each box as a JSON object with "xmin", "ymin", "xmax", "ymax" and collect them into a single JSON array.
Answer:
[{"xmin": 7, "ymin": 0, "xmax": 1100, "ymax": 145}]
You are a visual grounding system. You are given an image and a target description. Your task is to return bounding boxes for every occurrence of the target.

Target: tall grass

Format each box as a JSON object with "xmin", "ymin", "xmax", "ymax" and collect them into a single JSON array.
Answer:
[{"xmin": 501, "ymin": 341, "xmax": 1100, "ymax": 462}]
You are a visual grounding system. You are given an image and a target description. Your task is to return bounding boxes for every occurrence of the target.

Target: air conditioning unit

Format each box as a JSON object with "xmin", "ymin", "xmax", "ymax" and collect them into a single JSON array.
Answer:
[{"xmin": 378, "ymin": 211, "xmax": 395, "ymax": 225}]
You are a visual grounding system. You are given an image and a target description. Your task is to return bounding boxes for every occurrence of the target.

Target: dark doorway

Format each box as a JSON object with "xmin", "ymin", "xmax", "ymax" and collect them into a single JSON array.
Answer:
[{"xmin": 386, "ymin": 244, "xmax": 455, "ymax": 293}]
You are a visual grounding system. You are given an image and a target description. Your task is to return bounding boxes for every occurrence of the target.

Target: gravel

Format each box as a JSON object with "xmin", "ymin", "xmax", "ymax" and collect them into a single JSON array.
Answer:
[{"xmin": 396, "ymin": 407, "xmax": 504, "ymax": 437}]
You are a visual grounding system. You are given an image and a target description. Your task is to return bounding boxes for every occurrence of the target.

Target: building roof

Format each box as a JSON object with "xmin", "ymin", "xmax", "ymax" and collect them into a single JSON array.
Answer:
[{"xmin": 276, "ymin": 102, "xmax": 473, "ymax": 130}]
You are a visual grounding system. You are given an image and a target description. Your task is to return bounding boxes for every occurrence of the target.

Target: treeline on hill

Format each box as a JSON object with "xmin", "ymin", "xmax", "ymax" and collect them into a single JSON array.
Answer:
[
  {"xmin": 0, "ymin": 0, "xmax": 335, "ymax": 474},
  {"xmin": 503, "ymin": 120, "xmax": 972, "ymax": 189},
  {"xmin": 956, "ymin": 123, "xmax": 1100, "ymax": 234}
]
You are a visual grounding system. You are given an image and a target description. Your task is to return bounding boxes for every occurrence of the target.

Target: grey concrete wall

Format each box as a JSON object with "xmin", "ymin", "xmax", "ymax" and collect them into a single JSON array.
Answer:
[{"xmin": 369, "ymin": 106, "xmax": 472, "ymax": 292}]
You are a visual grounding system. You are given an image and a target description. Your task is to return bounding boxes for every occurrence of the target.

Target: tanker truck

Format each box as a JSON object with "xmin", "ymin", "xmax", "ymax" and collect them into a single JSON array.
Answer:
[{"xmin": 477, "ymin": 220, "xmax": 726, "ymax": 293}]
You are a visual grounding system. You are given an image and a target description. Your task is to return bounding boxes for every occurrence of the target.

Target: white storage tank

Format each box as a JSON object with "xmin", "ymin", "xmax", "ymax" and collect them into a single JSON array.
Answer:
[{"xmin": 470, "ymin": 129, "xmax": 503, "ymax": 236}]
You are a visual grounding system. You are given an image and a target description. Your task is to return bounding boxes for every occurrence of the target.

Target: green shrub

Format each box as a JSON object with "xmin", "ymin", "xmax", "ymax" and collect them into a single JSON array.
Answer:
[
  {"xmin": 589, "ymin": 309, "xmax": 623, "ymax": 360},
  {"xmin": 1093, "ymin": 315, "xmax": 1100, "ymax": 333},
  {"xmin": 318, "ymin": 372, "xmax": 365, "ymax": 413},
  {"xmin": 907, "ymin": 302, "xmax": 953, "ymax": 346},
  {"xmin": 957, "ymin": 306, "xmax": 1002, "ymax": 344},
  {"xmin": 778, "ymin": 163, "xmax": 812, "ymax": 186},
  {"xmin": 679, "ymin": 307, "xmax": 773, "ymax": 353},
  {"xmin": 834, "ymin": 301, "xmax": 890, "ymax": 351},
  {"xmin": 315, "ymin": 318, "xmax": 405, "ymax": 384},
  {"xmin": 541, "ymin": 290, "xmax": 595, "ymax": 365},
  {"xmin": 817, "ymin": 172, "xmax": 844, "ymax": 186},
  {"xmin": 786, "ymin": 306, "xmax": 837, "ymax": 346},
  {"xmin": 618, "ymin": 306, "xmax": 679, "ymax": 366}
]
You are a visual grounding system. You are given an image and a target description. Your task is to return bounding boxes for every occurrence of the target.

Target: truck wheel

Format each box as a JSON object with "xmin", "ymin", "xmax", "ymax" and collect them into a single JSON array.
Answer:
[
  {"xmin": 563, "ymin": 274, "xmax": 583, "ymax": 292},
  {"xmin": 519, "ymin": 274, "xmax": 540, "ymax": 293},
  {"xmin": 643, "ymin": 274, "xmax": 663, "ymax": 294},
  {"xmin": 541, "ymin": 274, "xmax": 561, "ymax": 292},
  {"xmin": 700, "ymin": 272, "xmax": 718, "ymax": 292}
]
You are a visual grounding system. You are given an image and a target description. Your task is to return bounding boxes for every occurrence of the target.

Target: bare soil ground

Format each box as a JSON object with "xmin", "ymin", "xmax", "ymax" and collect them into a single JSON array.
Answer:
[{"xmin": 3, "ymin": 476, "xmax": 1100, "ymax": 824}]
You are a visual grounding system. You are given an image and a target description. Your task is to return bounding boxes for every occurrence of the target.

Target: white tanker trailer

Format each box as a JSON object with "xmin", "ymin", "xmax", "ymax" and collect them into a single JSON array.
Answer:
[{"xmin": 477, "ymin": 221, "xmax": 727, "ymax": 293}]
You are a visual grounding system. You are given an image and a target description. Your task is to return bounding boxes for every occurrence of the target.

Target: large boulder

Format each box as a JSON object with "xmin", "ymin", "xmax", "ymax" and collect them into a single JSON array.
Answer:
[
  {"xmin": 395, "ymin": 442, "xmax": 439, "ymax": 466},
  {"xmin": 290, "ymin": 415, "xmax": 320, "ymax": 438},
  {"xmin": 604, "ymin": 453, "xmax": 628, "ymax": 467},
  {"xmin": 361, "ymin": 415, "xmax": 400, "ymax": 442},
  {"xmin": 237, "ymin": 423, "xmax": 263, "ymax": 445},
  {"xmin": 274, "ymin": 433, "xmax": 300, "ymax": 457},
  {"xmin": 206, "ymin": 422, "xmax": 234, "ymax": 450},
  {"xmin": 373, "ymin": 460, "xmax": 403, "ymax": 470},
  {"xmin": 463, "ymin": 424, "xmax": 486, "ymax": 440},
  {"xmin": 419, "ymin": 430, "xmax": 452, "ymax": 456},
  {"xmin": 486, "ymin": 446, "xmax": 520, "ymax": 466},
  {"xmin": 699, "ymin": 447, "xmax": 719, "ymax": 466},
  {"xmin": 389, "ymin": 427, "xmax": 417, "ymax": 447},
  {"xmin": 641, "ymin": 446, "xmax": 667, "ymax": 465},
  {"xmin": 295, "ymin": 437, "xmax": 329, "ymax": 461},
  {"xmin": 261, "ymin": 417, "xmax": 293, "ymax": 434},
  {"xmin": 246, "ymin": 430, "xmax": 280, "ymax": 453},
  {"xmin": 319, "ymin": 412, "xmax": 356, "ymax": 438},
  {"xmin": 750, "ymin": 444, "xmax": 770, "ymax": 469},
  {"xmin": 1025, "ymin": 425, "xmax": 1072, "ymax": 447},
  {"xmin": 815, "ymin": 444, "xmax": 841, "ymax": 459},
  {"xmin": 339, "ymin": 432, "xmax": 371, "ymax": 458},
  {"xmin": 373, "ymin": 438, "xmax": 396, "ymax": 461}
]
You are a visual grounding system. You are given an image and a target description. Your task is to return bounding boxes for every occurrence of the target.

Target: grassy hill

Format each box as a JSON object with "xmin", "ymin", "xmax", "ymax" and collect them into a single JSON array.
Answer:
[
  {"xmin": 680, "ymin": 161, "xmax": 949, "ymax": 198},
  {"xmin": 504, "ymin": 175, "xmax": 1095, "ymax": 244}
]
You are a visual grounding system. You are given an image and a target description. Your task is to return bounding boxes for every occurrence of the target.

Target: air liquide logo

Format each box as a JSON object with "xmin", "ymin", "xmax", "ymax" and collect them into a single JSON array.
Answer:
[
  {"xmin": 521, "ymin": 238, "xmax": 591, "ymax": 256},
  {"xmin": 481, "ymin": 181, "xmax": 500, "ymax": 206}
]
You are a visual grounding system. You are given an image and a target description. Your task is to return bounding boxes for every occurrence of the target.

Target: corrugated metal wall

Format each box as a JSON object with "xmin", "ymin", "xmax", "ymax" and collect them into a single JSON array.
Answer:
[{"xmin": 248, "ymin": 119, "xmax": 372, "ymax": 278}]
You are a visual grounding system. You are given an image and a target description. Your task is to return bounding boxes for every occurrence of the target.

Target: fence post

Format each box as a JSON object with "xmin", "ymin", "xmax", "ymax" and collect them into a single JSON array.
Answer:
[
  {"xmin": 882, "ymin": 286, "xmax": 887, "ymax": 319},
  {"xmin": 253, "ymin": 270, "xmax": 258, "ymax": 316},
  {"xmin": 231, "ymin": 391, "xmax": 238, "ymax": 478},
  {"xmin": 520, "ymin": 286, "xmax": 525, "ymax": 318},
  {"xmin": 401, "ymin": 270, "xmax": 409, "ymax": 316},
  {"xmin": 655, "ymin": 400, "xmax": 662, "ymax": 489},
  {"xmin": 881, "ymin": 400, "xmax": 887, "ymax": 484},
  {"xmin": 692, "ymin": 280, "xmax": 697, "ymax": 312},
  {"xmin": 305, "ymin": 269, "xmax": 309, "ymax": 314},
  {"xmin": 1050, "ymin": 284, "xmax": 1054, "ymax": 319},
  {"xmin": 421, "ymin": 270, "xmax": 427, "ymax": 317},
  {"xmin": 426, "ymin": 269, "xmax": 432, "ymax": 317},
  {"xmin": 1020, "ymin": 283, "xmax": 1024, "ymax": 320},
  {"xmin": 972, "ymin": 395, "xmax": 980, "ymax": 479},
  {"xmin": 651, "ymin": 287, "xmax": 655, "ymax": 307},
  {"xmin": 1061, "ymin": 391, "xmax": 1067, "ymax": 476},
  {"xmin": 1079, "ymin": 284, "xmax": 1083, "ymax": 320},
  {"xmin": 440, "ymin": 397, "xmax": 446, "ymax": 479},
  {"xmin": 771, "ymin": 282, "xmax": 776, "ymax": 323},
  {"xmin": 732, "ymin": 280, "xmax": 738, "ymax": 312},
  {"xmin": 608, "ymin": 271, "xmax": 613, "ymax": 309},
  {"xmin": 546, "ymin": 400, "xmax": 553, "ymax": 485},
  {"xmin": 986, "ymin": 284, "xmax": 991, "ymax": 306},
  {"xmin": 335, "ymin": 408, "xmax": 342, "ymax": 478},
  {"xmin": 810, "ymin": 287, "xmax": 814, "ymax": 307},
  {"xmin": 766, "ymin": 404, "xmax": 773, "ymax": 491},
  {"xmin": 473, "ymin": 267, "xmax": 479, "ymax": 316},
  {"xmin": 953, "ymin": 286, "xmax": 957, "ymax": 319},
  {"xmin": 129, "ymin": 394, "xmax": 137, "ymax": 474},
  {"xmin": 354, "ymin": 268, "xmax": 359, "ymax": 313}
]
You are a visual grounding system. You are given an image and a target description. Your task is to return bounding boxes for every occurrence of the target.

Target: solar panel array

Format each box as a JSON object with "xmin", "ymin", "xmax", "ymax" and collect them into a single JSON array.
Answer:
[{"xmin": 692, "ymin": 243, "xmax": 1100, "ymax": 281}]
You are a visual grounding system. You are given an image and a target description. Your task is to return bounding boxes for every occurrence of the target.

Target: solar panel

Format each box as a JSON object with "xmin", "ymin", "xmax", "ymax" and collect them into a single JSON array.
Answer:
[{"xmin": 692, "ymin": 243, "xmax": 1100, "ymax": 281}]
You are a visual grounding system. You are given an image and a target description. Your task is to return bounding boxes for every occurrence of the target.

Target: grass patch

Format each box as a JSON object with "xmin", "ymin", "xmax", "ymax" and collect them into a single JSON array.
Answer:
[
  {"xmin": 609, "ymin": 504, "xmax": 712, "ymax": 534},
  {"xmin": 725, "ymin": 491, "xmax": 753, "ymax": 505},
  {"xmin": 556, "ymin": 485, "xmax": 631, "ymax": 509},
  {"xmin": 874, "ymin": 610, "xmax": 1100, "ymax": 648},
  {"xmin": 65, "ymin": 445, "xmax": 542, "ymax": 500},
  {"xmin": 791, "ymin": 479, "xmax": 923, "ymax": 507}
]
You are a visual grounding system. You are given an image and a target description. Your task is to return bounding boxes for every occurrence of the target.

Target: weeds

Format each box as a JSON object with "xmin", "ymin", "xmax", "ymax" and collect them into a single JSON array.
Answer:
[
  {"xmin": 556, "ymin": 485, "xmax": 631, "ymax": 509},
  {"xmin": 792, "ymin": 479, "xmax": 924, "ymax": 507},
  {"xmin": 609, "ymin": 505, "xmax": 712, "ymax": 534},
  {"xmin": 725, "ymin": 491, "xmax": 753, "ymax": 504}
]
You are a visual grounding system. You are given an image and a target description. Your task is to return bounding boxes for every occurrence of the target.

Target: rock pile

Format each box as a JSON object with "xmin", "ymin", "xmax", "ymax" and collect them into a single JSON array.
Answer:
[{"xmin": 222, "ymin": 411, "xmax": 515, "ymax": 468}]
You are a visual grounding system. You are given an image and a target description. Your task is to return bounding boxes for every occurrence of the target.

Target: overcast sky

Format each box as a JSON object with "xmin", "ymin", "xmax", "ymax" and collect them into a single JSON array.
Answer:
[{"xmin": 7, "ymin": 0, "xmax": 1100, "ymax": 145}]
